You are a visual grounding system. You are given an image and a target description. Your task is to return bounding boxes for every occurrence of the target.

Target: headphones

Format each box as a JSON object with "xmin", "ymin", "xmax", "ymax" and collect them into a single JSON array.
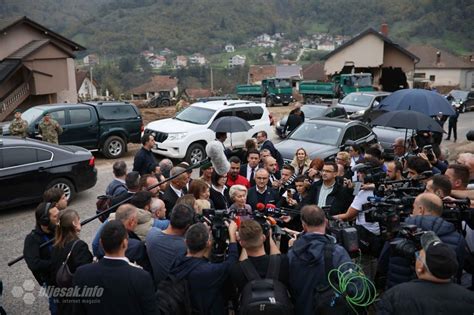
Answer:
[{"xmin": 39, "ymin": 202, "xmax": 53, "ymax": 226}]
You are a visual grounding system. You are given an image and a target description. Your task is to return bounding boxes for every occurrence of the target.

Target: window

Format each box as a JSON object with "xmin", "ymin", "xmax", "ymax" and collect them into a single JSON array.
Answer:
[
  {"xmin": 37, "ymin": 149, "xmax": 53, "ymax": 162},
  {"xmin": 214, "ymin": 109, "xmax": 233, "ymax": 120},
  {"xmin": 234, "ymin": 108, "xmax": 251, "ymax": 121},
  {"xmin": 99, "ymin": 105, "xmax": 137, "ymax": 120},
  {"xmin": 354, "ymin": 126, "xmax": 371, "ymax": 139},
  {"xmin": 70, "ymin": 109, "xmax": 92, "ymax": 124},
  {"xmin": 414, "ymin": 73, "xmax": 426, "ymax": 79},
  {"xmin": 2, "ymin": 148, "xmax": 37, "ymax": 168},
  {"xmin": 341, "ymin": 126, "xmax": 356, "ymax": 144},
  {"xmin": 175, "ymin": 107, "xmax": 216, "ymax": 125},
  {"xmin": 249, "ymin": 107, "xmax": 264, "ymax": 120},
  {"xmin": 50, "ymin": 110, "xmax": 65, "ymax": 125},
  {"xmin": 429, "ymin": 75, "xmax": 436, "ymax": 82}
]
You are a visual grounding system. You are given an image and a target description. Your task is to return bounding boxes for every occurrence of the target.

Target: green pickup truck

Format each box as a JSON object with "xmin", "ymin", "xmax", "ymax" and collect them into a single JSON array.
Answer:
[
  {"xmin": 299, "ymin": 73, "xmax": 374, "ymax": 102},
  {"xmin": 2, "ymin": 102, "xmax": 143, "ymax": 158},
  {"xmin": 236, "ymin": 78, "xmax": 294, "ymax": 106}
]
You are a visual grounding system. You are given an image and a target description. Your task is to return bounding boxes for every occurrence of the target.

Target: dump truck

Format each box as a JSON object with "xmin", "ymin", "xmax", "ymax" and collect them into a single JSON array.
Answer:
[
  {"xmin": 299, "ymin": 73, "xmax": 374, "ymax": 102},
  {"xmin": 236, "ymin": 78, "xmax": 293, "ymax": 106}
]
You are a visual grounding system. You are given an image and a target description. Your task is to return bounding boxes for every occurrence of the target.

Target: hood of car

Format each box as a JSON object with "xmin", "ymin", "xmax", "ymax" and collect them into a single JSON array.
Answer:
[
  {"xmin": 339, "ymin": 103, "xmax": 369, "ymax": 114},
  {"xmin": 275, "ymin": 139, "xmax": 337, "ymax": 161},
  {"xmin": 145, "ymin": 117, "xmax": 204, "ymax": 133}
]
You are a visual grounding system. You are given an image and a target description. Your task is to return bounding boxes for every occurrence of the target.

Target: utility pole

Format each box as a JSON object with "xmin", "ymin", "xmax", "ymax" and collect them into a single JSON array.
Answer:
[
  {"xmin": 210, "ymin": 65, "xmax": 214, "ymax": 93},
  {"xmin": 89, "ymin": 66, "xmax": 94, "ymax": 100}
]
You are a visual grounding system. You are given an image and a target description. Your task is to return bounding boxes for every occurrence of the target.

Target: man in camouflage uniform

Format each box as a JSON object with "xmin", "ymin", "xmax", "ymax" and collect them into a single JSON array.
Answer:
[
  {"xmin": 38, "ymin": 113, "xmax": 63, "ymax": 144},
  {"xmin": 9, "ymin": 110, "xmax": 28, "ymax": 138}
]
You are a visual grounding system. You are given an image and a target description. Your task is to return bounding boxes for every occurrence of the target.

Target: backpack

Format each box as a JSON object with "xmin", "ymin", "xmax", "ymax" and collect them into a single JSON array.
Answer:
[
  {"xmin": 155, "ymin": 275, "xmax": 193, "ymax": 315},
  {"xmin": 313, "ymin": 243, "xmax": 352, "ymax": 315},
  {"xmin": 95, "ymin": 184, "xmax": 126, "ymax": 222},
  {"xmin": 239, "ymin": 255, "xmax": 294, "ymax": 315}
]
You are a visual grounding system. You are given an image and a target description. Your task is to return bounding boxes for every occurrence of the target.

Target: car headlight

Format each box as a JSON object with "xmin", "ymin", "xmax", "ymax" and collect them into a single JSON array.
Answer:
[
  {"xmin": 276, "ymin": 96, "xmax": 281, "ymax": 99},
  {"xmin": 356, "ymin": 110, "xmax": 365, "ymax": 115},
  {"xmin": 166, "ymin": 132, "xmax": 188, "ymax": 141}
]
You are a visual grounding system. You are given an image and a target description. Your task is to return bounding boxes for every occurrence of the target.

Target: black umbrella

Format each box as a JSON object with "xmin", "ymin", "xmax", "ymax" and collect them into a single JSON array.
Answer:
[
  {"xmin": 208, "ymin": 116, "xmax": 252, "ymax": 147},
  {"xmin": 371, "ymin": 110, "xmax": 444, "ymax": 133}
]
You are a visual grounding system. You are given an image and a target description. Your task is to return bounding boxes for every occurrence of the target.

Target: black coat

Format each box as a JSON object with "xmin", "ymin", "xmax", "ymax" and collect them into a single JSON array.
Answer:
[
  {"xmin": 162, "ymin": 185, "xmax": 182, "ymax": 217},
  {"xmin": 133, "ymin": 147, "xmax": 157, "ymax": 176},
  {"xmin": 260, "ymin": 140, "xmax": 284, "ymax": 169},
  {"xmin": 376, "ymin": 279, "xmax": 474, "ymax": 315},
  {"xmin": 23, "ymin": 227, "xmax": 55, "ymax": 284},
  {"xmin": 209, "ymin": 187, "xmax": 230, "ymax": 210},
  {"xmin": 72, "ymin": 258, "xmax": 157, "ymax": 315},
  {"xmin": 240, "ymin": 164, "xmax": 256, "ymax": 187},
  {"xmin": 306, "ymin": 178, "xmax": 354, "ymax": 216}
]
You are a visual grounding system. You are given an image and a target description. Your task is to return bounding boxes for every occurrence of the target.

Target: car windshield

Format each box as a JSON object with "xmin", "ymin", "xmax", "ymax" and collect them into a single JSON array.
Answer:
[
  {"xmin": 302, "ymin": 106, "xmax": 327, "ymax": 118},
  {"xmin": 20, "ymin": 108, "xmax": 44, "ymax": 124},
  {"xmin": 450, "ymin": 90, "xmax": 468, "ymax": 100},
  {"xmin": 341, "ymin": 94, "xmax": 373, "ymax": 107},
  {"xmin": 174, "ymin": 106, "xmax": 216, "ymax": 125},
  {"xmin": 274, "ymin": 79, "xmax": 291, "ymax": 88},
  {"xmin": 289, "ymin": 122, "xmax": 342, "ymax": 145},
  {"xmin": 345, "ymin": 75, "xmax": 372, "ymax": 87}
]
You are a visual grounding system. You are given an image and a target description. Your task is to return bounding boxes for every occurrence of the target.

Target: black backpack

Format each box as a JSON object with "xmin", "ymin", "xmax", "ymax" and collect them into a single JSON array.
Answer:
[
  {"xmin": 95, "ymin": 184, "xmax": 126, "ymax": 222},
  {"xmin": 313, "ymin": 243, "xmax": 352, "ymax": 315},
  {"xmin": 239, "ymin": 255, "xmax": 294, "ymax": 315},
  {"xmin": 155, "ymin": 275, "xmax": 193, "ymax": 315}
]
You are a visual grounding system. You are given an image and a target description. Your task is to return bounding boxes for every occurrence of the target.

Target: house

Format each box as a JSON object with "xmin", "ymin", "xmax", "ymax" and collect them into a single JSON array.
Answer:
[
  {"xmin": 224, "ymin": 44, "xmax": 235, "ymax": 53},
  {"xmin": 0, "ymin": 16, "xmax": 86, "ymax": 121},
  {"xmin": 228, "ymin": 55, "xmax": 246, "ymax": 68},
  {"xmin": 248, "ymin": 65, "xmax": 276, "ymax": 84},
  {"xmin": 323, "ymin": 24, "xmax": 419, "ymax": 91},
  {"xmin": 257, "ymin": 34, "xmax": 272, "ymax": 42},
  {"xmin": 149, "ymin": 55, "xmax": 166, "ymax": 69},
  {"xmin": 129, "ymin": 75, "xmax": 178, "ymax": 100},
  {"xmin": 76, "ymin": 69, "xmax": 99, "ymax": 100},
  {"xmin": 83, "ymin": 53, "xmax": 99, "ymax": 66},
  {"xmin": 175, "ymin": 55, "xmax": 188, "ymax": 68},
  {"xmin": 185, "ymin": 88, "xmax": 212, "ymax": 100},
  {"xmin": 407, "ymin": 45, "xmax": 474, "ymax": 91},
  {"xmin": 302, "ymin": 63, "xmax": 327, "ymax": 81},
  {"xmin": 318, "ymin": 41, "xmax": 335, "ymax": 51},
  {"xmin": 189, "ymin": 53, "xmax": 206, "ymax": 65},
  {"xmin": 141, "ymin": 50, "xmax": 154, "ymax": 58},
  {"xmin": 160, "ymin": 48, "xmax": 172, "ymax": 56},
  {"xmin": 276, "ymin": 64, "xmax": 302, "ymax": 80}
]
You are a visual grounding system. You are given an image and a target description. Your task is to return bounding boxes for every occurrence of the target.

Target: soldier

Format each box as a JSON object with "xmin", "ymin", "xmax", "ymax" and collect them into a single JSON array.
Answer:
[
  {"xmin": 38, "ymin": 113, "xmax": 63, "ymax": 144},
  {"xmin": 8, "ymin": 110, "xmax": 28, "ymax": 138}
]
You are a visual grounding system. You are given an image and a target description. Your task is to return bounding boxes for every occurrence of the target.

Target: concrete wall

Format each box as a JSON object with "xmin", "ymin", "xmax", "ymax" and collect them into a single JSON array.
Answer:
[
  {"xmin": 415, "ymin": 68, "xmax": 462, "ymax": 87},
  {"xmin": 56, "ymin": 58, "xmax": 78, "ymax": 103},
  {"xmin": 324, "ymin": 34, "xmax": 384, "ymax": 74}
]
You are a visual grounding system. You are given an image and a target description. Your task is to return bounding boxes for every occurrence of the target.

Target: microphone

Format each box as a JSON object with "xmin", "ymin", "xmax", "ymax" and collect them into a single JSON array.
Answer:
[
  {"xmin": 205, "ymin": 141, "xmax": 230, "ymax": 175},
  {"xmin": 256, "ymin": 203, "xmax": 266, "ymax": 212}
]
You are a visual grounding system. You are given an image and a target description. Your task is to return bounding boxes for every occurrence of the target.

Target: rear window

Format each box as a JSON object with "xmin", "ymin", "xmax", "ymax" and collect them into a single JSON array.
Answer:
[
  {"xmin": 1, "ymin": 147, "xmax": 52, "ymax": 168},
  {"xmin": 70, "ymin": 108, "xmax": 92, "ymax": 124},
  {"xmin": 249, "ymin": 107, "xmax": 264, "ymax": 120},
  {"xmin": 99, "ymin": 105, "xmax": 138, "ymax": 120}
]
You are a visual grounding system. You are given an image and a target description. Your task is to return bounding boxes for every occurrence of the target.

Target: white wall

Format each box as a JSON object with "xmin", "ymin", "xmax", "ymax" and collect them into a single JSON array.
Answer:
[{"xmin": 56, "ymin": 58, "xmax": 78, "ymax": 103}]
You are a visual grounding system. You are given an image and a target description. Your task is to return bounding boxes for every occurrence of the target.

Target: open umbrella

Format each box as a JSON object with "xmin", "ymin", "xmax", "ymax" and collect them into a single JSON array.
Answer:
[
  {"xmin": 208, "ymin": 116, "xmax": 252, "ymax": 147},
  {"xmin": 378, "ymin": 89, "xmax": 455, "ymax": 116}
]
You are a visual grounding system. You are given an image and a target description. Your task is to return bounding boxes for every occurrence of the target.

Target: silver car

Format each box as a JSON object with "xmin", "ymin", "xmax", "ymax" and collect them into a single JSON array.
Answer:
[{"xmin": 339, "ymin": 91, "xmax": 391, "ymax": 120}]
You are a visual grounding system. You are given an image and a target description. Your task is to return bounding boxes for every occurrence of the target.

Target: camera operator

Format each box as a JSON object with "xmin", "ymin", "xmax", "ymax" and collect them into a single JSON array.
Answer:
[
  {"xmin": 378, "ymin": 192, "xmax": 465, "ymax": 289},
  {"xmin": 425, "ymin": 174, "xmax": 452, "ymax": 198},
  {"xmin": 333, "ymin": 158, "xmax": 383, "ymax": 279},
  {"xmin": 376, "ymin": 232, "xmax": 474, "ymax": 314},
  {"xmin": 387, "ymin": 160, "xmax": 404, "ymax": 181},
  {"xmin": 307, "ymin": 162, "xmax": 354, "ymax": 216},
  {"xmin": 288, "ymin": 205, "xmax": 352, "ymax": 315},
  {"xmin": 170, "ymin": 221, "xmax": 239, "ymax": 315}
]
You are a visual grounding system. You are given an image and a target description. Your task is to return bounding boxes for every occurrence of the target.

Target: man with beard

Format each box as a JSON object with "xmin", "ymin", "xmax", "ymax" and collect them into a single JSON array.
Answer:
[{"xmin": 226, "ymin": 156, "xmax": 250, "ymax": 189}]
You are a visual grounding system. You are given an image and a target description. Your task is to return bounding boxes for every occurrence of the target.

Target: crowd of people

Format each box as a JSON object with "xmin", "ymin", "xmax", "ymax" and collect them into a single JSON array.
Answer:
[{"xmin": 22, "ymin": 129, "xmax": 474, "ymax": 315}]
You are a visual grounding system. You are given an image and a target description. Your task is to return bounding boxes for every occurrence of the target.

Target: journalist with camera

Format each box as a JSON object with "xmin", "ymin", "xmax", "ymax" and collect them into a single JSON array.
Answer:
[{"xmin": 377, "ymin": 192, "xmax": 466, "ymax": 288}]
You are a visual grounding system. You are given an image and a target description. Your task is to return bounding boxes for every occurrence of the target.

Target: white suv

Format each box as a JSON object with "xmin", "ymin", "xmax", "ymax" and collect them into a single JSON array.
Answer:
[{"xmin": 144, "ymin": 100, "xmax": 273, "ymax": 164}]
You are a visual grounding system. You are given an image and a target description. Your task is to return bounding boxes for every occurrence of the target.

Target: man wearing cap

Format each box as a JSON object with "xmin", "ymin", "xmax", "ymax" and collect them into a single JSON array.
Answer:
[
  {"xmin": 9, "ymin": 110, "xmax": 28, "ymax": 138},
  {"xmin": 38, "ymin": 113, "xmax": 63, "ymax": 144},
  {"xmin": 376, "ymin": 232, "xmax": 474, "ymax": 314},
  {"xmin": 378, "ymin": 192, "xmax": 466, "ymax": 288}
]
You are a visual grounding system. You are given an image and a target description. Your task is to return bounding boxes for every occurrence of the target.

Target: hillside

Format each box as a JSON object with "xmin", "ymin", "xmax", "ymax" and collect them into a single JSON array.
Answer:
[{"xmin": 1, "ymin": 0, "xmax": 473, "ymax": 57}]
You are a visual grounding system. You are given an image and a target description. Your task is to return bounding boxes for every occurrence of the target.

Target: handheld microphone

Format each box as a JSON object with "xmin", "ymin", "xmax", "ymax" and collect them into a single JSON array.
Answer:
[
  {"xmin": 205, "ymin": 141, "xmax": 231, "ymax": 175},
  {"xmin": 256, "ymin": 203, "xmax": 266, "ymax": 212}
]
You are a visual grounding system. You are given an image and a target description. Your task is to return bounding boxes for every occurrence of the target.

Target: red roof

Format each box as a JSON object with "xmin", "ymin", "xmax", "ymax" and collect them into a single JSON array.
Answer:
[{"xmin": 129, "ymin": 75, "xmax": 178, "ymax": 94}]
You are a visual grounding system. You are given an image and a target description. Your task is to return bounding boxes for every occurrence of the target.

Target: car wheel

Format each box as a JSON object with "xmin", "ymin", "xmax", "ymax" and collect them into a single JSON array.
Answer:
[
  {"xmin": 160, "ymin": 99, "xmax": 171, "ymax": 107},
  {"xmin": 283, "ymin": 102, "xmax": 289, "ymax": 106},
  {"xmin": 185, "ymin": 143, "xmax": 206, "ymax": 165},
  {"xmin": 265, "ymin": 97, "xmax": 273, "ymax": 107},
  {"xmin": 103, "ymin": 136, "xmax": 125, "ymax": 159},
  {"xmin": 148, "ymin": 100, "xmax": 158, "ymax": 108},
  {"xmin": 47, "ymin": 178, "xmax": 75, "ymax": 201}
]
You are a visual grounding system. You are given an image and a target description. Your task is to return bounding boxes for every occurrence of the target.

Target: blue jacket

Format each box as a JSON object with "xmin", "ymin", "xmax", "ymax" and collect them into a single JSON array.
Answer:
[
  {"xmin": 246, "ymin": 186, "xmax": 279, "ymax": 211},
  {"xmin": 105, "ymin": 179, "xmax": 127, "ymax": 196},
  {"xmin": 288, "ymin": 233, "xmax": 352, "ymax": 315},
  {"xmin": 170, "ymin": 243, "xmax": 239, "ymax": 315},
  {"xmin": 379, "ymin": 215, "xmax": 466, "ymax": 288}
]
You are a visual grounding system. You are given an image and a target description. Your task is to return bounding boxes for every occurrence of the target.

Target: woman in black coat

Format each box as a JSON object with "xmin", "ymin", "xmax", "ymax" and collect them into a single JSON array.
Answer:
[
  {"xmin": 209, "ymin": 171, "xmax": 231, "ymax": 210},
  {"xmin": 50, "ymin": 209, "xmax": 93, "ymax": 315}
]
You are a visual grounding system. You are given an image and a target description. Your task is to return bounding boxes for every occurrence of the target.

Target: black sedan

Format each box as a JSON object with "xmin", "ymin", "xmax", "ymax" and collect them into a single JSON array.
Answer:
[
  {"xmin": 0, "ymin": 136, "xmax": 97, "ymax": 209},
  {"xmin": 275, "ymin": 103, "xmax": 348, "ymax": 138},
  {"xmin": 275, "ymin": 118, "xmax": 378, "ymax": 162}
]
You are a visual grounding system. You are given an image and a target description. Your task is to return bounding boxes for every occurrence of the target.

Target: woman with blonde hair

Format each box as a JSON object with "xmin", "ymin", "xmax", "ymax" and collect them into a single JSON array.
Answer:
[
  {"xmin": 291, "ymin": 148, "xmax": 311, "ymax": 176},
  {"xmin": 51, "ymin": 209, "xmax": 93, "ymax": 314},
  {"xmin": 228, "ymin": 184, "xmax": 252, "ymax": 217}
]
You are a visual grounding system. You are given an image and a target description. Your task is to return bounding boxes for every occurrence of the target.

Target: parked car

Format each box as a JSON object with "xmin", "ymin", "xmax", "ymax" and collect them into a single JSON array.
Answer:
[
  {"xmin": 372, "ymin": 126, "xmax": 414, "ymax": 152},
  {"xmin": 144, "ymin": 100, "xmax": 273, "ymax": 164},
  {"xmin": 275, "ymin": 103, "xmax": 348, "ymax": 138},
  {"xmin": 338, "ymin": 91, "xmax": 391, "ymax": 120},
  {"xmin": 448, "ymin": 90, "xmax": 474, "ymax": 113},
  {"xmin": 275, "ymin": 118, "xmax": 378, "ymax": 162},
  {"xmin": 1, "ymin": 101, "xmax": 143, "ymax": 158},
  {"xmin": 0, "ymin": 136, "xmax": 97, "ymax": 209}
]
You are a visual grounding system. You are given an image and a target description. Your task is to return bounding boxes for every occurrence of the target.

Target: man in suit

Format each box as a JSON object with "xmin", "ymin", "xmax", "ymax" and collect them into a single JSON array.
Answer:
[
  {"xmin": 306, "ymin": 162, "xmax": 354, "ymax": 216},
  {"xmin": 73, "ymin": 220, "xmax": 157, "ymax": 315},
  {"xmin": 162, "ymin": 166, "xmax": 189, "ymax": 218},
  {"xmin": 240, "ymin": 149, "xmax": 260, "ymax": 187},
  {"xmin": 246, "ymin": 168, "xmax": 279, "ymax": 210},
  {"xmin": 257, "ymin": 130, "xmax": 284, "ymax": 169}
]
